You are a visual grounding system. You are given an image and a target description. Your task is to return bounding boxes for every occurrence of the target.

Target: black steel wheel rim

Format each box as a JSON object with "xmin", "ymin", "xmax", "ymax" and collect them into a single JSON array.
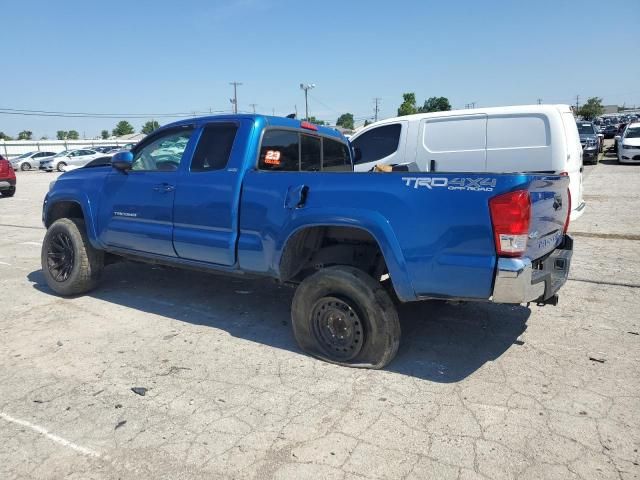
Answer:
[
  {"xmin": 311, "ymin": 296, "xmax": 364, "ymax": 360},
  {"xmin": 47, "ymin": 232, "xmax": 75, "ymax": 282}
]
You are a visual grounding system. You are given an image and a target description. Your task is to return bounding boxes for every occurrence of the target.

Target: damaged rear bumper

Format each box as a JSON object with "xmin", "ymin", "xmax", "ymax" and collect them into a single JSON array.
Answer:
[{"xmin": 492, "ymin": 235, "xmax": 573, "ymax": 304}]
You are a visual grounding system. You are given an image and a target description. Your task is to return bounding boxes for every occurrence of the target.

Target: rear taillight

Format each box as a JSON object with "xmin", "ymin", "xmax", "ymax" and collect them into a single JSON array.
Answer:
[
  {"xmin": 489, "ymin": 190, "xmax": 531, "ymax": 257},
  {"xmin": 564, "ymin": 188, "xmax": 571, "ymax": 234}
]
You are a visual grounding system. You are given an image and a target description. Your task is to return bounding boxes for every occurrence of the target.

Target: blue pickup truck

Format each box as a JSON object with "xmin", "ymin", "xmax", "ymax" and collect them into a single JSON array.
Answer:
[{"xmin": 41, "ymin": 115, "xmax": 573, "ymax": 368}]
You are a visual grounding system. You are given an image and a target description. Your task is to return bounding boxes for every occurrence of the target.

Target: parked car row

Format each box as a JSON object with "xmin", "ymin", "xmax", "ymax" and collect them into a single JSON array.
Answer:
[{"xmin": 4, "ymin": 146, "xmax": 126, "ymax": 172}]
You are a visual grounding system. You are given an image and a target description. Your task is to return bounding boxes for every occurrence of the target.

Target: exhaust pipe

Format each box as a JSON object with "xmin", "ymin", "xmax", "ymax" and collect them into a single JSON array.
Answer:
[{"xmin": 537, "ymin": 294, "xmax": 559, "ymax": 307}]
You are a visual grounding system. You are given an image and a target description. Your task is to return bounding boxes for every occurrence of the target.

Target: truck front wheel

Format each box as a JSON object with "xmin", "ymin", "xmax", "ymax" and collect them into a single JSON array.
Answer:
[
  {"xmin": 291, "ymin": 266, "xmax": 400, "ymax": 369},
  {"xmin": 41, "ymin": 218, "xmax": 104, "ymax": 296}
]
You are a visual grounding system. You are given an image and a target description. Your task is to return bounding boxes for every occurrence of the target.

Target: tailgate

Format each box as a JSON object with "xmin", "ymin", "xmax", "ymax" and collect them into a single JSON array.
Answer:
[{"xmin": 526, "ymin": 175, "xmax": 570, "ymax": 260}]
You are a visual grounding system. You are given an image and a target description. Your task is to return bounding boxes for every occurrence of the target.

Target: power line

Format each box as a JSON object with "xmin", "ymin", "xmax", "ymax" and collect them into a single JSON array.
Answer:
[{"xmin": 0, "ymin": 107, "xmax": 229, "ymax": 119}]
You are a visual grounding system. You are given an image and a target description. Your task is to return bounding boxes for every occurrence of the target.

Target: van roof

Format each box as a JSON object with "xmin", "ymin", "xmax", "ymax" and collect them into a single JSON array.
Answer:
[{"xmin": 363, "ymin": 104, "xmax": 573, "ymax": 128}]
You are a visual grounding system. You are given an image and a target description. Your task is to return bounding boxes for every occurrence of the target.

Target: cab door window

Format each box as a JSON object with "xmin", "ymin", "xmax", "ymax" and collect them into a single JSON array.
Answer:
[{"xmin": 131, "ymin": 128, "xmax": 194, "ymax": 172}]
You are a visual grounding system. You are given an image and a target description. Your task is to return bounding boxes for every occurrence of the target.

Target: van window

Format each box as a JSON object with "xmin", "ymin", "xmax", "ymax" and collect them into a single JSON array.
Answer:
[
  {"xmin": 423, "ymin": 117, "xmax": 486, "ymax": 152},
  {"xmin": 487, "ymin": 115, "xmax": 549, "ymax": 149},
  {"xmin": 323, "ymin": 138, "xmax": 351, "ymax": 171},
  {"xmin": 259, "ymin": 130, "xmax": 299, "ymax": 171},
  {"xmin": 351, "ymin": 124, "xmax": 401, "ymax": 164}
]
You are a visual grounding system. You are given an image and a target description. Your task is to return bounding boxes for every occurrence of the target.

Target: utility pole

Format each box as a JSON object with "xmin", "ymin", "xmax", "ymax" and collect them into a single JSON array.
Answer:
[
  {"xmin": 300, "ymin": 83, "xmax": 315, "ymax": 121},
  {"xmin": 229, "ymin": 81, "xmax": 242, "ymax": 114},
  {"xmin": 249, "ymin": 103, "xmax": 257, "ymax": 114},
  {"xmin": 272, "ymin": 107, "xmax": 275, "ymax": 116},
  {"xmin": 575, "ymin": 95, "xmax": 580, "ymax": 113},
  {"xmin": 537, "ymin": 98, "xmax": 542, "ymax": 105},
  {"xmin": 373, "ymin": 97, "xmax": 381, "ymax": 122}
]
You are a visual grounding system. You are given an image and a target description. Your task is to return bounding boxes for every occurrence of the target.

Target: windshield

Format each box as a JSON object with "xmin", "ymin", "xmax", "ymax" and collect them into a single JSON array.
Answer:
[
  {"xmin": 52, "ymin": 150, "xmax": 70, "ymax": 158},
  {"xmin": 625, "ymin": 127, "xmax": 640, "ymax": 139},
  {"xmin": 576, "ymin": 123, "xmax": 595, "ymax": 135},
  {"xmin": 16, "ymin": 151, "xmax": 36, "ymax": 159}
]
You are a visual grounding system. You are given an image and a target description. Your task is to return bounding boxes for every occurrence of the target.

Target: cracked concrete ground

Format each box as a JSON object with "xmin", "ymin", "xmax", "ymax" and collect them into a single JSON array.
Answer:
[{"xmin": 1, "ymin": 144, "xmax": 638, "ymax": 479}]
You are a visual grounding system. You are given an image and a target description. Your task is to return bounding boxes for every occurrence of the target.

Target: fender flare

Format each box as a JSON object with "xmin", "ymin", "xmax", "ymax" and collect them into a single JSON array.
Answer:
[{"xmin": 274, "ymin": 207, "xmax": 416, "ymax": 302}]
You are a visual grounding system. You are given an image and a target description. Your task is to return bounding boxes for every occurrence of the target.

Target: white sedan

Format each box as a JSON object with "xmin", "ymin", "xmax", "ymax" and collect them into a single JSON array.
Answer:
[
  {"xmin": 10, "ymin": 151, "xmax": 57, "ymax": 171},
  {"xmin": 617, "ymin": 123, "xmax": 640, "ymax": 164},
  {"xmin": 39, "ymin": 149, "xmax": 103, "ymax": 172}
]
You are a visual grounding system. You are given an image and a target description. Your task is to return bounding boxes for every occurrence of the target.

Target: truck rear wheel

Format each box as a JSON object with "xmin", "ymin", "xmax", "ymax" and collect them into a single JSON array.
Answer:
[
  {"xmin": 41, "ymin": 218, "xmax": 104, "ymax": 296},
  {"xmin": 291, "ymin": 266, "xmax": 400, "ymax": 369}
]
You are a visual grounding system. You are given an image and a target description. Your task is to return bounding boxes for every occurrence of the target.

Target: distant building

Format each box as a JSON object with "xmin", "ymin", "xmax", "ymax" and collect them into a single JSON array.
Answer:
[{"xmin": 603, "ymin": 105, "xmax": 619, "ymax": 114}]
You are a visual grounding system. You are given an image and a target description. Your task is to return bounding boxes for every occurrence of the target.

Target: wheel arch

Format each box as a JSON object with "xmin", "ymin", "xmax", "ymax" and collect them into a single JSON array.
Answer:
[
  {"xmin": 275, "ymin": 214, "xmax": 416, "ymax": 302},
  {"xmin": 44, "ymin": 195, "xmax": 100, "ymax": 247}
]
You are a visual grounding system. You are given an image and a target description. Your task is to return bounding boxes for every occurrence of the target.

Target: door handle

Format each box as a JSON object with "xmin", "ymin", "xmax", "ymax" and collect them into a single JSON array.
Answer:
[
  {"xmin": 153, "ymin": 183, "xmax": 175, "ymax": 193},
  {"xmin": 285, "ymin": 185, "xmax": 309, "ymax": 209}
]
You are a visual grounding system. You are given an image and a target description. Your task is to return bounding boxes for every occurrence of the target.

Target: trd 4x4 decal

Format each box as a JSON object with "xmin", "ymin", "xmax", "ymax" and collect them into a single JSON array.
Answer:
[{"xmin": 402, "ymin": 177, "xmax": 497, "ymax": 192}]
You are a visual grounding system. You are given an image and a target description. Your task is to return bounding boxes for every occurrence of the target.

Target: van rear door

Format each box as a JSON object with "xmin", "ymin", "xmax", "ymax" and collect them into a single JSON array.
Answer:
[{"xmin": 560, "ymin": 110, "xmax": 584, "ymax": 217}]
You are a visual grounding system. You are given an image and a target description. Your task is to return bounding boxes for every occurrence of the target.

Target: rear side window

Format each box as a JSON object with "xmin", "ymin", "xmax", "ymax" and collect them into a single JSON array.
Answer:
[
  {"xmin": 191, "ymin": 124, "xmax": 238, "ymax": 172},
  {"xmin": 487, "ymin": 115, "xmax": 549, "ymax": 149},
  {"xmin": 323, "ymin": 138, "xmax": 351, "ymax": 171},
  {"xmin": 351, "ymin": 124, "xmax": 401, "ymax": 164},
  {"xmin": 300, "ymin": 134, "xmax": 321, "ymax": 171},
  {"xmin": 259, "ymin": 129, "xmax": 351, "ymax": 172},
  {"xmin": 423, "ymin": 116, "xmax": 486, "ymax": 152},
  {"xmin": 259, "ymin": 130, "xmax": 299, "ymax": 171}
]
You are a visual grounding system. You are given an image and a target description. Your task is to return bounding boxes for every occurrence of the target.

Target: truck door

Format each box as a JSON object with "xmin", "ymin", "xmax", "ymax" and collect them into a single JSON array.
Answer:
[
  {"xmin": 97, "ymin": 126, "xmax": 195, "ymax": 257},
  {"xmin": 171, "ymin": 121, "xmax": 244, "ymax": 266}
]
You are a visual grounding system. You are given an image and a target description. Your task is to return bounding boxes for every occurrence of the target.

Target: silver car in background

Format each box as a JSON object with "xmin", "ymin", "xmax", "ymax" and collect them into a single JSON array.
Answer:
[
  {"xmin": 10, "ymin": 151, "xmax": 57, "ymax": 171},
  {"xmin": 39, "ymin": 149, "xmax": 102, "ymax": 172}
]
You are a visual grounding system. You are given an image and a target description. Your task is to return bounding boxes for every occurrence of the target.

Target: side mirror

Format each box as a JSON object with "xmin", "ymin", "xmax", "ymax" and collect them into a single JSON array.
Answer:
[
  {"xmin": 112, "ymin": 151, "xmax": 133, "ymax": 172},
  {"xmin": 353, "ymin": 146, "xmax": 362, "ymax": 162}
]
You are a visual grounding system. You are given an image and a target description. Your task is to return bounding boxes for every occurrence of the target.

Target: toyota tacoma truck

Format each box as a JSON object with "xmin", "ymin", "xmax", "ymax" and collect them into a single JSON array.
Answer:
[{"xmin": 41, "ymin": 115, "xmax": 573, "ymax": 368}]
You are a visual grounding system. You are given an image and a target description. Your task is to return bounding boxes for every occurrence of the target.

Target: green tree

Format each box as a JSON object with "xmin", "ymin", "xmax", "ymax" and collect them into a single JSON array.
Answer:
[
  {"xmin": 0, "ymin": 131, "xmax": 13, "ymax": 140},
  {"xmin": 57, "ymin": 130, "xmax": 68, "ymax": 140},
  {"xmin": 336, "ymin": 113, "xmax": 355, "ymax": 130},
  {"xmin": 397, "ymin": 93, "xmax": 417, "ymax": 116},
  {"xmin": 141, "ymin": 120, "xmax": 160, "ymax": 134},
  {"xmin": 18, "ymin": 130, "xmax": 33, "ymax": 140},
  {"xmin": 577, "ymin": 97, "xmax": 605, "ymax": 120},
  {"xmin": 364, "ymin": 119, "xmax": 372, "ymax": 127},
  {"xmin": 112, "ymin": 120, "xmax": 135, "ymax": 137},
  {"xmin": 67, "ymin": 130, "xmax": 79, "ymax": 140},
  {"xmin": 101, "ymin": 130, "xmax": 110, "ymax": 140},
  {"xmin": 307, "ymin": 116, "xmax": 326, "ymax": 125},
  {"xmin": 40, "ymin": 136, "xmax": 49, "ymax": 140},
  {"xmin": 419, "ymin": 96, "xmax": 452, "ymax": 113}
]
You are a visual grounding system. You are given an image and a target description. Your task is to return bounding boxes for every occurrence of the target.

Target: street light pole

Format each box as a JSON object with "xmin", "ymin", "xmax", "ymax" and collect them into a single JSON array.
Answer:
[
  {"xmin": 229, "ymin": 81, "xmax": 242, "ymax": 114},
  {"xmin": 299, "ymin": 83, "xmax": 315, "ymax": 121}
]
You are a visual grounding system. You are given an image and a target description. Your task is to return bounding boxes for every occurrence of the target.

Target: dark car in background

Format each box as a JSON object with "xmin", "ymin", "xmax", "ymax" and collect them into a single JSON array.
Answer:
[
  {"xmin": 576, "ymin": 121, "xmax": 600, "ymax": 164},
  {"xmin": 603, "ymin": 124, "xmax": 618, "ymax": 139}
]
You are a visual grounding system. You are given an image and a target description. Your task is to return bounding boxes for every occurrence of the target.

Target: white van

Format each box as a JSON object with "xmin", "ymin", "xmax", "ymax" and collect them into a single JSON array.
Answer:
[{"xmin": 350, "ymin": 105, "xmax": 585, "ymax": 219}]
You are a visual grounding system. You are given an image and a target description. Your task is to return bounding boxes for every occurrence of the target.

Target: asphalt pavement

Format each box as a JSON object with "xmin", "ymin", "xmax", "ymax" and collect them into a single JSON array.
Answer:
[{"xmin": 0, "ymin": 148, "xmax": 638, "ymax": 479}]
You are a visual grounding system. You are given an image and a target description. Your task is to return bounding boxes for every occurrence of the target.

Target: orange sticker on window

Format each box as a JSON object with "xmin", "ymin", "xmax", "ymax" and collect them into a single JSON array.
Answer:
[{"xmin": 264, "ymin": 150, "xmax": 281, "ymax": 165}]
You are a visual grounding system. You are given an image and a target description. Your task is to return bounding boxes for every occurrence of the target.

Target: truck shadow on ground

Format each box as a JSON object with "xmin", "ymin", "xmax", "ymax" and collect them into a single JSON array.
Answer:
[{"xmin": 28, "ymin": 261, "xmax": 528, "ymax": 382}]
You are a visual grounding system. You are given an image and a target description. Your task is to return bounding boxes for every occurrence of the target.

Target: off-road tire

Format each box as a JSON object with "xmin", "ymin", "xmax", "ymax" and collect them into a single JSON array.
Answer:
[
  {"xmin": 291, "ymin": 266, "xmax": 400, "ymax": 369},
  {"xmin": 41, "ymin": 218, "xmax": 104, "ymax": 296}
]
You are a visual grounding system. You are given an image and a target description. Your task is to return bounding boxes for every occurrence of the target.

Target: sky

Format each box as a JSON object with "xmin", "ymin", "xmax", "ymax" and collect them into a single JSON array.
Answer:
[{"xmin": 1, "ymin": 0, "xmax": 639, "ymax": 139}]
